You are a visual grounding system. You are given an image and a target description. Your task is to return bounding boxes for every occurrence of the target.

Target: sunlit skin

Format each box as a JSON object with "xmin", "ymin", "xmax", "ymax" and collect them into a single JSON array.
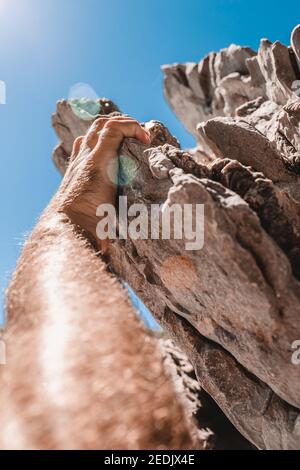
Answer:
[
  {"xmin": 58, "ymin": 116, "xmax": 151, "ymax": 247},
  {"xmin": 0, "ymin": 116, "xmax": 193, "ymax": 450}
]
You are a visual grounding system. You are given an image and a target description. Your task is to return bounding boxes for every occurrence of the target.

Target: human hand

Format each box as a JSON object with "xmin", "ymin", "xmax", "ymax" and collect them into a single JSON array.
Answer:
[{"xmin": 57, "ymin": 115, "xmax": 151, "ymax": 249}]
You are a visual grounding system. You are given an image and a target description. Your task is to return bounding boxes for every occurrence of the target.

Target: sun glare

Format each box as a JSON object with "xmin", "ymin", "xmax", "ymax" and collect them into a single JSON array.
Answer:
[
  {"xmin": 0, "ymin": 0, "xmax": 7, "ymax": 13},
  {"xmin": 0, "ymin": 0, "xmax": 44, "ymax": 47}
]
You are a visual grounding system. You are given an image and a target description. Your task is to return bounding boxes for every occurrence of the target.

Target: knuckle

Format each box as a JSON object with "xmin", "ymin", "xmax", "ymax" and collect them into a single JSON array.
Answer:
[
  {"xmin": 130, "ymin": 118, "xmax": 139, "ymax": 123},
  {"xmin": 100, "ymin": 123, "xmax": 122, "ymax": 140},
  {"xmin": 94, "ymin": 116, "xmax": 106, "ymax": 125},
  {"xmin": 90, "ymin": 117, "xmax": 107, "ymax": 132},
  {"xmin": 104, "ymin": 119, "xmax": 118, "ymax": 129},
  {"xmin": 74, "ymin": 136, "xmax": 83, "ymax": 144}
]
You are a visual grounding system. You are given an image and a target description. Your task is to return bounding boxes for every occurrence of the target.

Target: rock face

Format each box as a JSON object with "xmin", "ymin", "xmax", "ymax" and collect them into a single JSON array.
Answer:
[
  {"xmin": 160, "ymin": 339, "xmax": 253, "ymax": 450},
  {"xmin": 52, "ymin": 25, "xmax": 300, "ymax": 449}
]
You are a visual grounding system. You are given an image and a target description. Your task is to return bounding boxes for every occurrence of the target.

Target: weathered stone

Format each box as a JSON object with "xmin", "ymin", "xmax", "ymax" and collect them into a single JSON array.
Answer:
[
  {"xmin": 162, "ymin": 46, "xmax": 262, "ymax": 138},
  {"xmin": 163, "ymin": 316, "xmax": 300, "ymax": 450},
  {"xmin": 160, "ymin": 338, "xmax": 254, "ymax": 450},
  {"xmin": 214, "ymin": 44, "xmax": 256, "ymax": 84},
  {"xmin": 162, "ymin": 30, "xmax": 300, "ymax": 143},
  {"xmin": 197, "ymin": 117, "xmax": 299, "ymax": 186},
  {"xmin": 256, "ymin": 39, "xmax": 297, "ymax": 105},
  {"xmin": 162, "ymin": 63, "xmax": 211, "ymax": 136}
]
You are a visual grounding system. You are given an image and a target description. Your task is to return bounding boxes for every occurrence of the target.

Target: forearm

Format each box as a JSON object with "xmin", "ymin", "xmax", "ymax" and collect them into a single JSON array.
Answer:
[{"xmin": 1, "ymin": 206, "xmax": 191, "ymax": 449}]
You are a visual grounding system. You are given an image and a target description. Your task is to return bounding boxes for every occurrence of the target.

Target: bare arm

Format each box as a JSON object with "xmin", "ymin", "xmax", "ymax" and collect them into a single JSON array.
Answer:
[{"xmin": 0, "ymin": 116, "xmax": 192, "ymax": 450}]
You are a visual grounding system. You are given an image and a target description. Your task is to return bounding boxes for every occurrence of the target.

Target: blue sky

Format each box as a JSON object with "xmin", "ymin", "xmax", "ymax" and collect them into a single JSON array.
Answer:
[{"xmin": 0, "ymin": 0, "xmax": 299, "ymax": 323}]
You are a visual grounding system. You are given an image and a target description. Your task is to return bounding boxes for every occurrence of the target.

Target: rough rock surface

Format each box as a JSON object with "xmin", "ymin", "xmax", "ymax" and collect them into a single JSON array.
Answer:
[
  {"xmin": 51, "ymin": 25, "xmax": 300, "ymax": 449},
  {"xmin": 160, "ymin": 339, "xmax": 253, "ymax": 450}
]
